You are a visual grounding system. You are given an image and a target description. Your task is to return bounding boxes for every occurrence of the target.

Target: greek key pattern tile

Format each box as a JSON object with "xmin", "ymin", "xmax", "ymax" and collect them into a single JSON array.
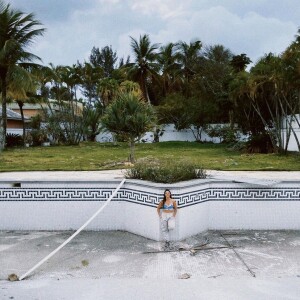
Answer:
[
  {"xmin": 177, "ymin": 188, "xmax": 300, "ymax": 207},
  {"xmin": 1, "ymin": 187, "xmax": 300, "ymax": 207},
  {"xmin": 0, "ymin": 188, "xmax": 113, "ymax": 201}
]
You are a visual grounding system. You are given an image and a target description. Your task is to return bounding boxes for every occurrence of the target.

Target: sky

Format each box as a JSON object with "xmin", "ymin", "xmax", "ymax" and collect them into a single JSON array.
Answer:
[{"xmin": 8, "ymin": 0, "xmax": 300, "ymax": 67}]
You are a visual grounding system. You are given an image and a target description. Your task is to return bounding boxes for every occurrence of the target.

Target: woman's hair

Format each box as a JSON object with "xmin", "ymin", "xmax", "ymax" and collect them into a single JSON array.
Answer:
[{"xmin": 162, "ymin": 189, "xmax": 172, "ymax": 206}]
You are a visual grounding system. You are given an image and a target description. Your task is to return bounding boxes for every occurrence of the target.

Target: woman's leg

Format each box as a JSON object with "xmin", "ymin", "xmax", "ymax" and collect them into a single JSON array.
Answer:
[
  {"xmin": 160, "ymin": 214, "xmax": 170, "ymax": 242},
  {"xmin": 167, "ymin": 216, "xmax": 175, "ymax": 231}
]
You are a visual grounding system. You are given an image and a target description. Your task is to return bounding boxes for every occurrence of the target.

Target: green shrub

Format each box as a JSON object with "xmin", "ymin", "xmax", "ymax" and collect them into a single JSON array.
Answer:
[
  {"xmin": 30, "ymin": 129, "xmax": 48, "ymax": 146},
  {"xmin": 206, "ymin": 125, "xmax": 240, "ymax": 144},
  {"xmin": 6, "ymin": 133, "xmax": 23, "ymax": 147},
  {"xmin": 246, "ymin": 133, "xmax": 275, "ymax": 153},
  {"xmin": 125, "ymin": 161, "xmax": 206, "ymax": 183}
]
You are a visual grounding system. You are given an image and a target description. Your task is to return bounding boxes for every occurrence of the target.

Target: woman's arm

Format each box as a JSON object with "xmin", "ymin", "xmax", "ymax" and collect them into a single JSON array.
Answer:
[
  {"xmin": 157, "ymin": 201, "xmax": 163, "ymax": 217},
  {"xmin": 173, "ymin": 200, "xmax": 177, "ymax": 217}
]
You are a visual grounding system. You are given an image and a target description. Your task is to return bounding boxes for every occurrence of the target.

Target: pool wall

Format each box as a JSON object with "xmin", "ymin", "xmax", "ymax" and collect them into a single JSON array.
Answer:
[{"xmin": 1, "ymin": 179, "xmax": 299, "ymax": 241}]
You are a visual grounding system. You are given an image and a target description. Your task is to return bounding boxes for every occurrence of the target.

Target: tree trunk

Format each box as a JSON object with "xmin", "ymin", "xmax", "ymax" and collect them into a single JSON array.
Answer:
[
  {"xmin": 189, "ymin": 125, "xmax": 201, "ymax": 142},
  {"xmin": 142, "ymin": 79, "xmax": 151, "ymax": 105},
  {"xmin": 229, "ymin": 110, "xmax": 234, "ymax": 130},
  {"xmin": 0, "ymin": 76, "xmax": 7, "ymax": 150},
  {"xmin": 0, "ymin": 117, "xmax": 4, "ymax": 152},
  {"xmin": 129, "ymin": 138, "xmax": 135, "ymax": 163},
  {"xmin": 16, "ymin": 100, "xmax": 25, "ymax": 145}
]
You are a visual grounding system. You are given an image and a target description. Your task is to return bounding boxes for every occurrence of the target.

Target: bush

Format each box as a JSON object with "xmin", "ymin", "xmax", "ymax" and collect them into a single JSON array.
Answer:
[
  {"xmin": 125, "ymin": 161, "xmax": 206, "ymax": 183},
  {"xmin": 206, "ymin": 125, "xmax": 240, "ymax": 143},
  {"xmin": 30, "ymin": 129, "xmax": 48, "ymax": 146},
  {"xmin": 6, "ymin": 133, "xmax": 23, "ymax": 147},
  {"xmin": 246, "ymin": 133, "xmax": 275, "ymax": 153}
]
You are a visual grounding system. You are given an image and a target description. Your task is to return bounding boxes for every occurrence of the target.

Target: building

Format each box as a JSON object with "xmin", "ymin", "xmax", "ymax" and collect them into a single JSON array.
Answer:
[
  {"xmin": 7, "ymin": 100, "xmax": 84, "ymax": 120},
  {"xmin": 0, "ymin": 107, "xmax": 29, "ymax": 135}
]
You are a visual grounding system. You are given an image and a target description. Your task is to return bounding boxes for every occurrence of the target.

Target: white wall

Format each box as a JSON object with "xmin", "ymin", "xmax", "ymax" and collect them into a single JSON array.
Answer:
[
  {"xmin": 7, "ymin": 128, "xmax": 23, "ymax": 135},
  {"xmin": 281, "ymin": 129, "xmax": 300, "ymax": 151},
  {"xmin": 96, "ymin": 124, "xmax": 219, "ymax": 143},
  {"xmin": 1, "ymin": 179, "xmax": 300, "ymax": 241},
  {"xmin": 96, "ymin": 121, "xmax": 300, "ymax": 152}
]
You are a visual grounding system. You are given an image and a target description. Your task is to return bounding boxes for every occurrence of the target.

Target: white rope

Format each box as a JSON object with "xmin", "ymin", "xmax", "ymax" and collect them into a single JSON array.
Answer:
[{"xmin": 19, "ymin": 179, "xmax": 126, "ymax": 281}]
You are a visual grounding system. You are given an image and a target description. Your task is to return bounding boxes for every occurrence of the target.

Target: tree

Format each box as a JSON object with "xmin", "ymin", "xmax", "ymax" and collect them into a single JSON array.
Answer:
[
  {"xmin": 157, "ymin": 93, "xmax": 217, "ymax": 141},
  {"xmin": 280, "ymin": 29, "xmax": 300, "ymax": 151},
  {"xmin": 248, "ymin": 54, "xmax": 287, "ymax": 151},
  {"xmin": 228, "ymin": 70, "xmax": 263, "ymax": 136},
  {"xmin": 36, "ymin": 64, "xmax": 87, "ymax": 145},
  {"xmin": 119, "ymin": 80, "xmax": 141, "ymax": 96},
  {"xmin": 157, "ymin": 93, "xmax": 189, "ymax": 130},
  {"xmin": 0, "ymin": 1, "xmax": 45, "ymax": 149},
  {"xmin": 96, "ymin": 77, "xmax": 119, "ymax": 109},
  {"xmin": 126, "ymin": 34, "xmax": 160, "ymax": 104},
  {"xmin": 82, "ymin": 103, "xmax": 103, "ymax": 142},
  {"xmin": 156, "ymin": 42, "xmax": 181, "ymax": 97},
  {"xmin": 228, "ymin": 53, "xmax": 295, "ymax": 153},
  {"xmin": 195, "ymin": 44, "xmax": 233, "ymax": 125},
  {"xmin": 89, "ymin": 45, "xmax": 118, "ymax": 78},
  {"xmin": 102, "ymin": 92, "xmax": 156, "ymax": 163},
  {"xmin": 42, "ymin": 98, "xmax": 85, "ymax": 145},
  {"xmin": 78, "ymin": 62, "xmax": 103, "ymax": 108},
  {"xmin": 61, "ymin": 64, "xmax": 82, "ymax": 101},
  {"xmin": 2, "ymin": 60, "xmax": 41, "ymax": 143},
  {"xmin": 199, "ymin": 44, "xmax": 233, "ymax": 97},
  {"xmin": 176, "ymin": 40, "xmax": 202, "ymax": 96},
  {"xmin": 230, "ymin": 53, "xmax": 252, "ymax": 73}
]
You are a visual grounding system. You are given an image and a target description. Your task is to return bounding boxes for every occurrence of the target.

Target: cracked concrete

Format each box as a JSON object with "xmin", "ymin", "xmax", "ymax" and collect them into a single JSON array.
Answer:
[{"xmin": 1, "ymin": 230, "xmax": 300, "ymax": 299}]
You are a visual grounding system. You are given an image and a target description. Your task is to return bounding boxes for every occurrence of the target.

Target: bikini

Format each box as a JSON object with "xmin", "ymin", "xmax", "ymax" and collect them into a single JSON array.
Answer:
[{"xmin": 163, "ymin": 203, "xmax": 174, "ymax": 210}]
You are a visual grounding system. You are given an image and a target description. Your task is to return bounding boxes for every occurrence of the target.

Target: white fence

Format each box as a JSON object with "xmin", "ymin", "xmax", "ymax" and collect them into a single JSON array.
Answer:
[
  {"xmin": 96, "ymin": 124, "xmax": 222, "ymax": 143},
  {"xmin": 97, "ymin": 123, "xmax": 300, "ymax": 152}
]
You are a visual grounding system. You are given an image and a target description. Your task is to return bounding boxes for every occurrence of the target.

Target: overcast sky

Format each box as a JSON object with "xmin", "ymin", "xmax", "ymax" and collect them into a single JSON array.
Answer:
[{"xmin": 8, "ymin": 0, "xmax": 300, "ymax": 67}]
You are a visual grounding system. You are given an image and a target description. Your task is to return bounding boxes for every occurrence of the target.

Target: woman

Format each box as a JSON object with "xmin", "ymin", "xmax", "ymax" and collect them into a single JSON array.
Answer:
[{"xmin": 157, "ymin": 189, "xmax": 177, "ymax": 250}]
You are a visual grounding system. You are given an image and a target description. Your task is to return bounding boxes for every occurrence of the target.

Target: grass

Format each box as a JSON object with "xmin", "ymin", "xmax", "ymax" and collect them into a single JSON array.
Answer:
[{"xmin": 0, "ymin": 141, "xmax": 299, "ymax": 172}]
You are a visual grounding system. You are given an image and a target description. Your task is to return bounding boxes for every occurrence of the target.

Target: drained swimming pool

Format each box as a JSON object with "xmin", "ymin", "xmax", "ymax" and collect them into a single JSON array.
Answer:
[{"xmin": 1, "ymin": 178, "xmax": 300, "ymax": 241}]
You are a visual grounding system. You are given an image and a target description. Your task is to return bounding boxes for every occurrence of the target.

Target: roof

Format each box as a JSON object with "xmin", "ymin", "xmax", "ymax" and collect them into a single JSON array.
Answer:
[
  {"xmin": 0, "ymin": 107, "xmax": 29, "ymax": 120},
  {"xmin": 8, "ymin": 99, "xmax": 84, "ymax": 112}
]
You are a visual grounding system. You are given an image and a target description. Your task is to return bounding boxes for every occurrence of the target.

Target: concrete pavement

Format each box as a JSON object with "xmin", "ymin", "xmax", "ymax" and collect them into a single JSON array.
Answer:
[
  {"xmin": 0, "ymin": 170, "xmax": 299, "ymax": 182},
  {"xmin": 1, "ymin": 230, "xmax": 300, "ymax": 299},
  {"xmin": 0, "ymin": 170, "xmax": 125, "ymax": 181}
]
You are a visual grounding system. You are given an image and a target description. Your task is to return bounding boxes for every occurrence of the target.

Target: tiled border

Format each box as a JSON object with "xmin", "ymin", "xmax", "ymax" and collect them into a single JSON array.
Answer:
[{"xmin": 1, "ymin": 182, "xmax": 300, "ymax": 207}]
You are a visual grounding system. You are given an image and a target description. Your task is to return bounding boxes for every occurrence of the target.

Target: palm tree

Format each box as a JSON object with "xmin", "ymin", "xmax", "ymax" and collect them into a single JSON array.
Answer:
[
  {"xmin": 198, "ymin": 44, "xmax": 234, "ymax": 125},
  {"xmin": 7, "ymin": 67, "xmax": 38, "ymax": 143},
  {"xmin": 119, "ymin": 80, "xmax": 141, "ymax": 96},
  {"xmin": 157, "ymin": 42, "xmax": 181, "ymax": 96},
  {"xmin": 126, "ymin": 34, "xmax": 160, "ymax": 104},
  {"xmin": 83, "ymin": 104, "xmax": 103, "ymax": 142},
  {"xmin": 176, "ymin": 40, "xmax": 202, "ymax": 82},
  {"xmin": 0, "ymin": 1, "xmax": 45, "ymax": 149},
  {"xmin": 96, "ymin": 77, "xmax": 119, "ymax": 109}
]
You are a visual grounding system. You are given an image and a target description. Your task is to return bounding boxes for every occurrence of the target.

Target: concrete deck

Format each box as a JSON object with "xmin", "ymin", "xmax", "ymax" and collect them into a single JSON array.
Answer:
[
  {"xmin": 1, "ymin": 230, "xmax": 300, "ymax": 299},
  {"xmin": 0, "ymin": 170, "xmax": 299, "ymax": 182}
]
